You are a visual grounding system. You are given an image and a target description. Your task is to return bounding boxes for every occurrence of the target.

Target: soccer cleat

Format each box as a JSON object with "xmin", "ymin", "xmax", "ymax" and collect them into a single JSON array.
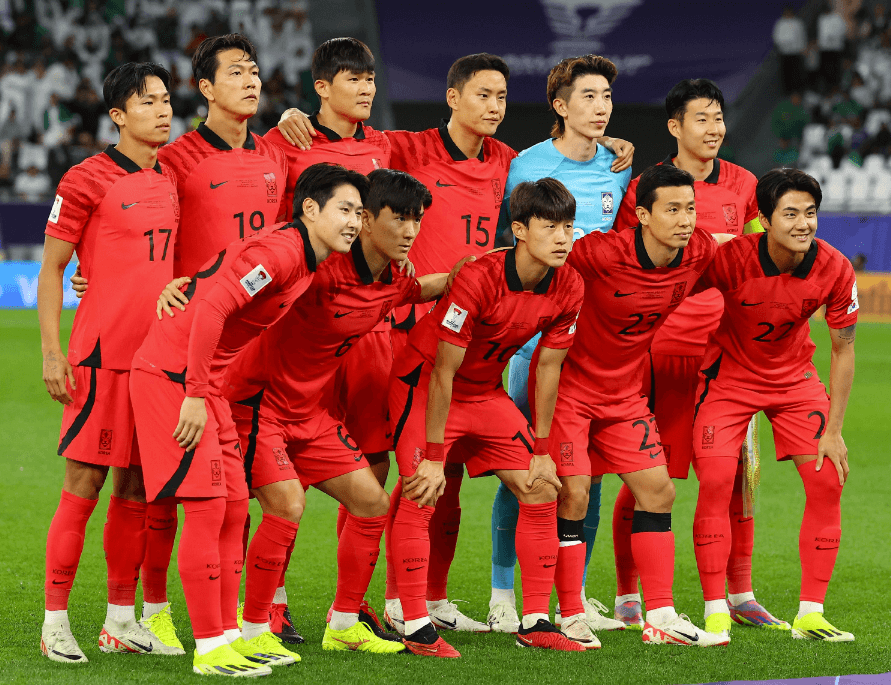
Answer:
[
  {"xmin": 192, "ymin": 644, "xmax": 272, "ymax": 677},
  {"xmin": 487, "ymin": 601, "xmax": 520, "ymax": 634},
  {"xmin": 383, "ymin": 604, "xmax": 406, "ymax": 636},
  {"xmin": 642, "ymin": 614, "xmax": 730, "ymax": 647},
  {"xmin": 791, "ymin": 613, "xmax": 854, "ymax": 642},
  {"xmin": 704, "ymin": 612, "xmax": 732, "ymax": 637},
  {"xmin": 98, "ymin": 620, "xmax": 163, "ymax": 653},
  {"xmin": 559, "ymin": 614, "xmax": 602, "ymax": 650},
  {"xmin": 615, "ymin": 600, "xmax": 645, "ymax": 630},
  {"xmin": 403, "ymin": 622, "xmax": 460, "ymax": 658},
  {"xmin": 322, "ymin": 620, "xmax": 406, "ymax": 654},
  {"xmin": 230, "ymin": 632, "xmax": 300, "ymax": 666},
  {"xmin": 359, "ymin": 600, "xmax": 385, "ymax": 632},
  {"xmin": 429, "ymin": 600, "xmax": 491, "ymax": 632},
  {"xmin": 41, "ymin": 622, "xmax": 88, "ymax": 664},
  {"xmin": 269, "ymin": 603, "xmax": 304, "ymax": 644},
  {"xmin": 516, "ymin": 618, "xmax": 585, "ymax": 652},
  {"xmin": 236, "ymin": 603, "xmax": 243, "ymax": 630},
  {"xmin": 140, "ymin": 603, "xmax": 186, "ymax": 655},
  {"xmin": 583, "ymin": 597, "xmax": 626, "ymax": 631},
  {"xmin": 730, "ymin": 599, "xmax": 791, "ymax": 630}
]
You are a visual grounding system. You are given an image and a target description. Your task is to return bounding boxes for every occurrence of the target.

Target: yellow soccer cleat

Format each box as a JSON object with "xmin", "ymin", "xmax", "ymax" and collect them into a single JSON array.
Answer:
[
  {"xmin": 230, "ymin": 632, "xmax": 300, "ymax": 666},
  {"xmin": 322, "ymin": 620, "xmax": 406, "ymax": 654},
  {"xmin": 704, "ymin": 612, "xmax": 732, "ymax": 638},
  {"xmin": 791, "ymin": 613, "xmax": 854, "ymax": 642},
  {"xmin": 140, "ymin": 604, "xmax": 186, "ymax": 655},
  {"xmin": 192, "ymin": 644, "xmax": 272, "ymax": 677}
]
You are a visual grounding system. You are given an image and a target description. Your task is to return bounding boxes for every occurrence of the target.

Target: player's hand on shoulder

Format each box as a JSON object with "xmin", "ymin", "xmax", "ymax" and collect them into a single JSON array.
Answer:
[
  {"xmin": 397, "ymin": 257, "xmax": 416, "ymax": 278},
  {"xmin": 173, "ymin": 396, "xmax": 207, "ymax": 450},
  {"xmin": 157, "ymin": 277, "xmax": 192, "ymax": 319},
  {"xmin": 42, "ymin": 348, "xmax": 75, "ymax": 405},
  {"xmin": 601, "ymin": 136, "xmax": 634, "ymax": 172},
  {"xmin": 525, "ymin": 453, "xmax": 562, "ymax": 493},
  {"xmin": 816, "ymin": 431, "xmax": 849, "ymax": 486},
  {"xmin": 70, "ymin": 265, "xmax": 87, "ymax": 299},
  {"xmin": 402, "ymin": 458, "xmax": 446, "ymax": 507},
  {"xmin": 277, "ymin": 108, "xmax": 316, "ymax": 149},
  {"xmin": 711, "ymin": 232, "xmax": 736, "ymax": 245}
]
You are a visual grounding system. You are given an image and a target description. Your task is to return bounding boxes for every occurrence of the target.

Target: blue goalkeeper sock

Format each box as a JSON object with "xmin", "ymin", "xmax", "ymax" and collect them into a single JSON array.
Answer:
[
  {"xmin": 491, "ymin": 481, "xmax": 520, "ymax": 591},
  {"xmin": 582, "ymin": 480, "xmax": 602, "ymax": 586}
]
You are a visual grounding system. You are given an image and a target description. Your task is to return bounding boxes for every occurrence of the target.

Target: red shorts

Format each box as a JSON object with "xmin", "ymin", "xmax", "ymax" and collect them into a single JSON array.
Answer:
[
  {"xmin": 693, "ymin": 374, "xmax": 830, "ymax": 462},
  {"xmin": 643, "ymin": 352, "xmax": 702, "ymax": 480},
  {"xmin": 388, "ymin": 361, "xmax": 535, "ymax": 478},
  {"xmin": 130, "ymin": 370, "xmax": 247, "ymax": 502},
  {"xmin": 231, "ymin": 392, "xmax": 369, "ymax": 491},
  {"xmin": 58, "ymin": 366, "xmax": 140, "ymax": 468}
]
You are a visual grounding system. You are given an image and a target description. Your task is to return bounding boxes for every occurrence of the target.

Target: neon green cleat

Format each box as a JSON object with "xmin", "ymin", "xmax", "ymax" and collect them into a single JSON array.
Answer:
[
  {"xmin": 140, "ymin": 604, "xmax": 185, "ymax": 655},
  {"xmin": 322, "ymin": 620, "xmax": 407, "ymax": 654},
  {"xmin": 230, "ymin": 633, "xmax": 300, "ymax": 666},
  {"xmin": 192, "ymin": 644, "xmax": 271, "ymax": 677},
  {"xmin": 704, "ymin": 612, "xmax": 732, "ymax": 637},
  {"xmin": 791, "ymin": 613, "xmax": 854, "ymax": 642}
]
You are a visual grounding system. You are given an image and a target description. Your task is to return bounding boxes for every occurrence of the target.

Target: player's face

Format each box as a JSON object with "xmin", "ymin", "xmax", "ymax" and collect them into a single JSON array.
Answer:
[
  {"xmin": 557, "ymin": 73, "xmax": 612, "ymax": 140},
  {"xmin": 762, "ymin": 190, "xmax": 817, "ymax": 255},
  {"xmin": 114, "ymin": 75, "xmax": 171, "ymax": 145},
  {"xmin": 669, "ymin": 98, "xmax": 725, "ymax": 160},
  {"xmin": 316, "ymin": 183, "xmax": 364, "ymax": 253},
  {"xmin": 362, "ymin": 206, "xmax": 422, "ymax": 261},
  {"xmin": 318, "ymin": 70, "xmax": 375, "ymax": 122},
  {"xmin": 514, "ymin": 216, "xmax": 573, "ymax": 268},
  {"xmin": 638, "ymin": 185, "xmax": 696, "ymax": 249},
  {"xmin": 202, "ymin": 49, "xmax": 261, "ymax": 118},
  {"xmin": 447, "ymin": 70, "xmax": 507, "ymax": 137}
]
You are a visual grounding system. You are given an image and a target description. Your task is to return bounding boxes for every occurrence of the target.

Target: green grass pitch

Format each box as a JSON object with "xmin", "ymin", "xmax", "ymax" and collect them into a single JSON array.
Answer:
[{"xmin": 1, "ymin": 310, "xmax": 889, "ymax": 684}]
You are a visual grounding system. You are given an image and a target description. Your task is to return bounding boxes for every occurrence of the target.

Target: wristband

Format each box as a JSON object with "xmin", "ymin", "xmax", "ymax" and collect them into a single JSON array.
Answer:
[
  {"xmin": 425, "ymin": 442, "xmax": 445, "ymax": 462},
  {"xmin": 533, "ymin": 437, "xmax": 550, "ymax": 455}
]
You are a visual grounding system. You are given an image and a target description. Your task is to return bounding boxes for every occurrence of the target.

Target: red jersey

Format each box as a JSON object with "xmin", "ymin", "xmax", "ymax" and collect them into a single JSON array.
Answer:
[
  {"xmin": 264, "ymin": 114, "xmax": 391, "ymax": 221},
  {"xmin": 615, "ymin": 157, "xmax": 758, "ymax": 357},
  {"xmin": 132, "ymin": 220, "xmax": 317, "ymax": 397},
  {"xmin": 698, "ymin": 234, "xmax": 858, "ymax": 390},
  {"xmin": 225, "ymin": 237, "xmax": 423, "ymax": 418},
  {"xmin": 395, "ymin": 248, "xmax": 583, "ymax": 401},
  {"xmin": 560, "ymin": 226, "xmax": 717, "ymax": 403},
  {"xmin": 45, "ymin": 146, "xmax": 179, "ymax": 371},
  {"xmin": 159, "ymin": 123, "xmax": 289, "ymax": 278}
]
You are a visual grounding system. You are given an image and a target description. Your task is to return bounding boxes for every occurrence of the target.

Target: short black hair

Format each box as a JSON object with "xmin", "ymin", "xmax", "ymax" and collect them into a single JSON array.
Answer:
[
  {"xmin": 293, "ymin": 163, "xmax": 370, "ymax": 218},
  {"xmin": 636, "ymin": 164, "xmax": 695, "ymax": 213},
  {"xmin": 312, "ymin": 37, "xmax": 375, "ymax": 83},
  {"xmin": 756, "ymin": 168, "xmax": 822, "ymax": 219},
  {"xmin": 192, "ymin": 33, "xmax": 258, "ymax": 101},
  {"xmin": 510, "ymin": 177, "xmax": 576, "ymax": 227},
  {"xmin": 102, "ymin": 62, "xmax": 171, "ymax": 131},
  {"xmin": 446, "ymin": 53, "xmax": 510, "ymax": 93},
  {"xmin": 665, "ymin": 78, "xmax": 725, "ymax": 122},
  {"xmin": 365, "ymin": 169, "xmax": 432, "ymax": 220}
]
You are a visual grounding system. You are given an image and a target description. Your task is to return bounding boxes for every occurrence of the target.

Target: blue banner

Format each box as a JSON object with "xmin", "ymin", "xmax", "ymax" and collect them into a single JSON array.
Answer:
[{"xmin": 0, "ymin": 262, "xmax": 80, "ymax": 309}]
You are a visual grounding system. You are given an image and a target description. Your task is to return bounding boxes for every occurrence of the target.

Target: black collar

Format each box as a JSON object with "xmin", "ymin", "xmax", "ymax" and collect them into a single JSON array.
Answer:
[
  {"xmin": 104, "ymin": 145, "xmax": 162, "ymax": 174},
  {"xmin": 291, "ymin": 218, "xmax": 317, "ymax": 272},
  {"xmin": 351, "ymin": 237, "xmax": 393, "ymax": 285},
  {"xmin": 438, "ymin": 119, "xmax": 484, "ymax": 162},
  {"xmin": 634, "ymin": 224, "xmax": 684, "ymax": 269},
  {"xmin": 309, "ymin": 111, "xmax": 366, "ymax": 141},
  {"xmin": 757, "ymin": 233, "xmax": 818, "ymax": 279},
  {"xmin": 662, "ymin": 154, "xmax": 721, "ymax": 184},
  {"xmin": 197, "ymin": 122, "xmax": 256, "ymax": 150},
  {"xmin": 505, "ymin": 247, "xmax": 554, "ymax": 294}
]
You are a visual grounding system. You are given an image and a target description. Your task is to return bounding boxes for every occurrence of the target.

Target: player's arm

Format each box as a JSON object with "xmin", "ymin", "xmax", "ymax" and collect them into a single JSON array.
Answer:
[
  {"xmin": 528, "ymin": 346, "xmax": 569, "ymax": 491},
  {"xmin": 599, "ymin": 136, "xmax": 634, "ymax": 172},
  {"xmin": 37, "ymin": 235, "xmax": 77, "ymax": 404},
  {"xmin": 818, "ymin": 323, "xmax": 856, "ymax": 485},
  {"xmin": 417, "ymin": 273, "xmax": 448, "ymax": 301},
  {"xmin": 276, "ymin": 108, "xmax": 317, "ymax": 149}
]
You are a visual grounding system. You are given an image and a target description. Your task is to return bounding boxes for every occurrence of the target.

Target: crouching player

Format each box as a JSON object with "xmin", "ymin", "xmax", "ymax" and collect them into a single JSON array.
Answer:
[
  {"xmin": 130, "ymin": 164, "xmax": 369, "ymax": 676},
  {"xmin": 387, "ymin": 178, "xmax": 585, "ymax": 656},
  {"xmin": 692, "ymin": 169, "xmax": 857, "ymax": 641}
]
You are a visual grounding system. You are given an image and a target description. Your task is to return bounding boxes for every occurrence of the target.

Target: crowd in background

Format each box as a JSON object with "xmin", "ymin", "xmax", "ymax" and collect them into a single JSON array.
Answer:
[{"xmin": 0, "ymin": 0, "xmax": 315, "ymax": 203}]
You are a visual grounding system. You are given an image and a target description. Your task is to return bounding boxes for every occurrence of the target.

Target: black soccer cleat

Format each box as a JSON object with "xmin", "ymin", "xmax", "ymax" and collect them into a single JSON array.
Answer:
[{"xmin": 270, "ymin": 603, "xmax": 304, "ymax": 644}]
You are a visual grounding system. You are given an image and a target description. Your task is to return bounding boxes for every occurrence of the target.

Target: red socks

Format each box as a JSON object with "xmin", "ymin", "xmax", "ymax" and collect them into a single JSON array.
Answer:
[
  {"xmin": 515, "ymin": 501, "xmax": 558, "ymax": 616},
  {"xmin": 333, "ymin": 513, "xmax": 387, "ymax": 613},
  {"xmin": 244, "ymin": 514, "xmax": 299, "ymax": 624},
  {"xmin": 45, "ymin": 491, "xmax": 98, "ymax": 610},
  {"xmin": 220, "ymin": 499, "xmax": 248, "ymax": 631},
  {"xmin": 179, "ymin": 498, "xmax": 226, "ymax": 639},
  {"xmin": 384, "ymin": 480, "xmax": 402, "ymax": 600},
  {"xmin": 612, "ymin": 483, "xmax": 638, "ymax": 596},
  {"xmin": 391, "ymin": 497, "xmax": 434, "ymax": 621},
  {"xmin": 241, "ymin": 511, "xmax": 251, "ymax": 560},
  {"xmin": 798, "ymin": 461, "xmax": 843, "ymax": 602},
  {"xmin": 630, "ymin": 511, "xmax": 675, "ymax": 611},
  {"xmin": 555, "ymin": 517, "xmax": 585, "ymax": 617},
  {"xmin": 426, "ymin": 470, "xmax": 462, "ymax": 601},
  {"xmin": 278, "ymin": 539, "xmax": 294, "ymax": 593},
  {"xmin": 141, "ymin": 499, "xmax": 177, "ymax": 604},
  {"xmin": 104, "ymin": 495, "xmax": 148, "ymax": 606},
  {"xmin": 727, "ymin": 464, "xmax": 754, "ymax": 596},
  {"xmin": 692, "ymin": 456, "xmax": 737, "ymax": 601},
  {"xmin": 336, "ymin": 504, "xmax": 348, "ymax": 538}
]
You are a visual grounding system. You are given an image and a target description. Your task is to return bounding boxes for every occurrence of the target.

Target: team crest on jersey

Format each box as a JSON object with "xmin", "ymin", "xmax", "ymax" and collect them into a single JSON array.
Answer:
[
  {"xmin": 169, "ymin": 192, "xmax": 180, "ymax": 221},
  {"xmin": 492, "ymin": 179, "xmax": 503, "ymax": 205},
  {"xmin": 272, "ymin": 447, "xmax": 289, "ymax": 468},
  {"xmin": 601, "ymin": 192, "xmax": 614, "ymax": 216},
  {"xmin": 442, "ymin": 304, "xmax": 468, "ymax": 333},
  {"xmin": 722, "ymin": 203, "xmax": 738, "ymax": 226},
  {"xmin": 379, "ymin": 299, "xmax": 393, "ymax": 322},
  {"xmin": 537, "ymin": 315, "xmax": 552, "ymax": 331},
  {"xmin": 801, "ymin": 299, "xmax": 820, "ymax": 318},
  {"xmin": 560, "ymin": 442, "xmax": 574, "ymax": 464},
  {"xmin": 239, "ymin": 264, "xmax": 273, "ymax": 297},
  {"xmin": 670, "ymin": 282, "xmax": 687, "ymax": 306},
  {"xmin": 211, "ymin": 460, "xmax": 222, "ymax": 483},
  {"xmin": 263, "ymin": 173, "xmax": 277, "ymax": 197},
  {"xmin": 847, "ymin": 282, "xmax": 859, "ymax": 315},
  {"xmin": 702, "ymin": 425, "xmax": 715, "ymax": 448},
  {"xmin": 99, "ymin": 429, "xmax": 113, "ymax": 454}
]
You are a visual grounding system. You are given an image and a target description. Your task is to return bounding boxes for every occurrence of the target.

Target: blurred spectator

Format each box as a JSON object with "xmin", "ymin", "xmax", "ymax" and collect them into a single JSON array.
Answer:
[
  {"xmin": 773, "ymin": 92, "xmax": 810, "ymax": 142},
  {"xmin": 0, "ymin": 108, "xmax": 30, "ymax": 145},
  {"xmin": 0, "ymin": 58, "xmax": 31, "ymax": 127},
  {"xmin": 67, "ymin": 79, "xmax": 105, "ymax": 139},
  {"xmin": 14, "ymin": 165, "xmax": 52, "ymax": 202},
  {"xmin": 849, "ymin": 72, "xmax": 875, "ymax": 108},
  {"xmin": 44, "ymin": 52, "xmax": 79, "ymax": 102},
  {"xmin": 860, "ymin": 121, "xmax": 891, "ymax": 157},
  {"xmin": 833, "ymin": 90, "xmax": 865, "ymax": 126},
  {"xmin": 850, "ymin": 253, "xmax": 867, "ymax": 271},
  {"xmin": 858, "ymin": 2, "xmax": 888, "ymax": 40},
  {"xmin": 40, "ymin": 93, "xmax": 75, "ymax": 147},
  {"xmin": 773, "ymin": 5, "xmax": 807, "ymax": 94},
  {"xmin": 817, "ymin": 2, "xmax": 848, "ymax": 91}
]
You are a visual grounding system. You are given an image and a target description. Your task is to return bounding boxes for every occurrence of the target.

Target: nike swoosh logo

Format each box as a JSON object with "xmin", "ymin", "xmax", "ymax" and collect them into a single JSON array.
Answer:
[
  {"xmin": 480, "ymin": 320, "xmax": 498, "ymax": 326},
  {"xmin": 210, "ymin": 181, "xmax": 228, "ymax": 189},
  {"xmin": 675, "ymin": 630, "xmax": 698, "ymax": 642},
  {"xmin": 648, "ymin": 451, "xmax": 661, "ymax": 459},
  {"xmin": 209, "ymin": 574, "xmax": 221, "ymax": 580},
  {"xmin": 254, "ymin": 564, "xmax": 277, "ymax": 571},
  {"xmin": 436, "ymin": 618, "xmax": 457, "ymax": 629},
  {"xmin": 816, "ymin": 545, "xmax": 839, "ymax": 550},
  {"xmin": 435, "ymin": 180, "xmax": 455, "ymax": 187},
  {"xmin": 622, "ymin": 516, "xmax": 633, "ymax": 521},
  {"xmin": 51, "ymin": 649, "xmax": 82, "ymax": 660},
  {"xmin": 279, "ymin": 302, "xmax": 288, "ymax": 308},
  {"xmin": 407, "ymin": 566, "xmax": 424, "ymax": 572},
  {"xmin": 543, "ymin": 563, "xmax": 556, "ymax": 568},
  {"xmin": 737, "ymin": 518, "xmax": 752, "ymax": 523},
  {"xmin": 130, "ymin": 640, "xmax": 153, "ymax": 652},
  {"xmin": 51, "ymin": 579, "xmax": 70, "ymax": 584},
  {"xmin": 444, "ymin": 531, "xmax": 458, "ymax": 535},
  {"xmin": 741, "ymin": 300, "xmax": 763, "ymax": 306},
  {"xmin": 695, "ymin": 541, "xmax": 719, "ymax": 546},
  {"xmin": 334, "ymin": 311, "xmax": 353, "ymax": 318},
  {"xmin": 148, "ymin": 525, "xmax": 174, "ymax": 530},
  {"xmin": 354, "ymin": 455, "xmax": 362, "ymax": 462},
  {"xmin": 614, "ymin": 291, "xmax": 635, "ymax": 297},
  {"xmin": 121, "ymin": 202, "xmax": 138, "ymax": 209}
]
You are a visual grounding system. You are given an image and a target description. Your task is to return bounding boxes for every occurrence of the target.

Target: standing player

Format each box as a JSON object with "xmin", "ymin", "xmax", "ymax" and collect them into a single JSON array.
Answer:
[
  {"xmin": 691, "ymin": 169, "xmax": 857, "ymax": 641},
  {"xmin": 610, "ymin": 79, "xmax": 784, "ymax": 632},
  {"xmin": 130, "ymin": 164, "xmax": 369, "ymax": 676},
  {"xmin": 37, "ymin": 63, "xmax": 179, "ymax": 663},
  {"xmin": 488, "ymin": 54, "xmax": 630, "ymax": 634},
  {"xmin": 539, "ymin": 164, "xmax": 728, "ymax": 648}
]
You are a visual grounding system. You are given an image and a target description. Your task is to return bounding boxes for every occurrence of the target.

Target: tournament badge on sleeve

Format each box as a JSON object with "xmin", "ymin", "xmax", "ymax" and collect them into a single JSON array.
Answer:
[{"xmin": 741, "ymin": 414, "xmax": 761, "ymax": 517}]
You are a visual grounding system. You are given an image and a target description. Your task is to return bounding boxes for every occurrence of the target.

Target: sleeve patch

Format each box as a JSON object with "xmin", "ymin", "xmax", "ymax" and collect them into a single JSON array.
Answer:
[
  {"xmin": 568, "ymin": 311, "xmax": 580, "ymax": 335},
  {"xmin": 847, "ymin": 282, "xmax": 859, "ymax": 315},
  {"xmin": 48, "ymin": 195, "xmax": 63, "ymax": 223},
  {"xmin": 239, "ymin": 264, "xmax": 273, "ymax": 297},
  {"xmin": 441, "ymin": 303, "xmax": 468, "ymax": 333}
]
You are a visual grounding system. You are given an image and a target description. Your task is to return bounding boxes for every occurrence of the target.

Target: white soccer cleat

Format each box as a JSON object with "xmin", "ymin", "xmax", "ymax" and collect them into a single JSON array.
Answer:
[
  {"xmin": 41, "ymin": 622, "xmax": 88, "ymax": 664},
  {"xmin": 487, "ymin": 601, "xmax": 520, "ymax": 634},
  {"xmin": 98, "ymin": 620, "xmax": 163, "ymax": 653},
  {"xmin": 642, "ymin": 614, "xmax": 730, "ymax": 647},
  {"xmin": 383, "ymin": 602, "xmax": 406, "ymax": 637},
  {"xmin": 428, "ymin": 600, "xmax": 491, "ymax": 633},
  {"xmin": 583, "ymin": 597, "xmax": 626, "ymax": 631},
  {"xmin": 559, "ymin": 613, "xmax": 601, "ymax": 650}
]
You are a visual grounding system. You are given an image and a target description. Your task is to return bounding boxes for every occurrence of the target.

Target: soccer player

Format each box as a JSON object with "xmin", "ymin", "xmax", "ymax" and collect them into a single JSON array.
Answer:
[
  {"xmin": 488, "ymin": 54, "xmax": 630, "ymax": 634},
  {"xmin": 387, "ymin": 178, "xmax": 585, "ymax": 656},
  {"xmin": 610, "ymin": 79, "xmax": 784, "ymax": 632},
  {"xmin": 691, "ymin": 169, "xmax": 857, "ymax": 641},
  {"xmin": 538, "ymin": 164, "xmax": 729, "ymax": 648},
  {"xmin": 130, "ymin": 163, "xmax": 369, "ymax": 676},
  {"xmin": 37, "ymin": 63, "xmax": 179, "ymax": 663}
]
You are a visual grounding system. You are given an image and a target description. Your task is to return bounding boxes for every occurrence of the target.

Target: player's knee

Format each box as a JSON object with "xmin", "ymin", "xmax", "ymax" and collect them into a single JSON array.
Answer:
[
  {"xmin": 638, "ymin": 477, "xmax": 675, "ymax": 513},
  {"xmin": 557, "ymin": 479, "xmax": 589, "ymax": 519},
  {"xmin": 370, "ymin": 489, "xmax": 391, "ymax": 517},
  {"xmin": 63, "ymin": 460, "xmax": 107, "ymax": 499}
]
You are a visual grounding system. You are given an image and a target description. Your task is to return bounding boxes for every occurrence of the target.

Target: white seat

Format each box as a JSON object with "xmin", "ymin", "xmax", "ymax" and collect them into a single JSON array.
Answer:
[
  {"xmin": 801, "ymin": 123, "xmax": 827, "ymax": 157},
  {"xmin": 864, "ymin": 109, "xmax": 891, "ymax": 136},
  {"xmin": 821, "ymin": 171, "xmax": 849, "ymax": 212},
  {"xmin": 863, "ymin": 154, "xmax": 885, "ymax": 175},
  {"xmin": 869, "ymin": 172, "xmax": 891, "ymax": 213},
  {"xmin": 804, "ymin": 155, "xmax": 832, "ymax": 184},
  {"xmin": 848, "ymin": 169, "xmax": 872, "ymax": 210}
]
